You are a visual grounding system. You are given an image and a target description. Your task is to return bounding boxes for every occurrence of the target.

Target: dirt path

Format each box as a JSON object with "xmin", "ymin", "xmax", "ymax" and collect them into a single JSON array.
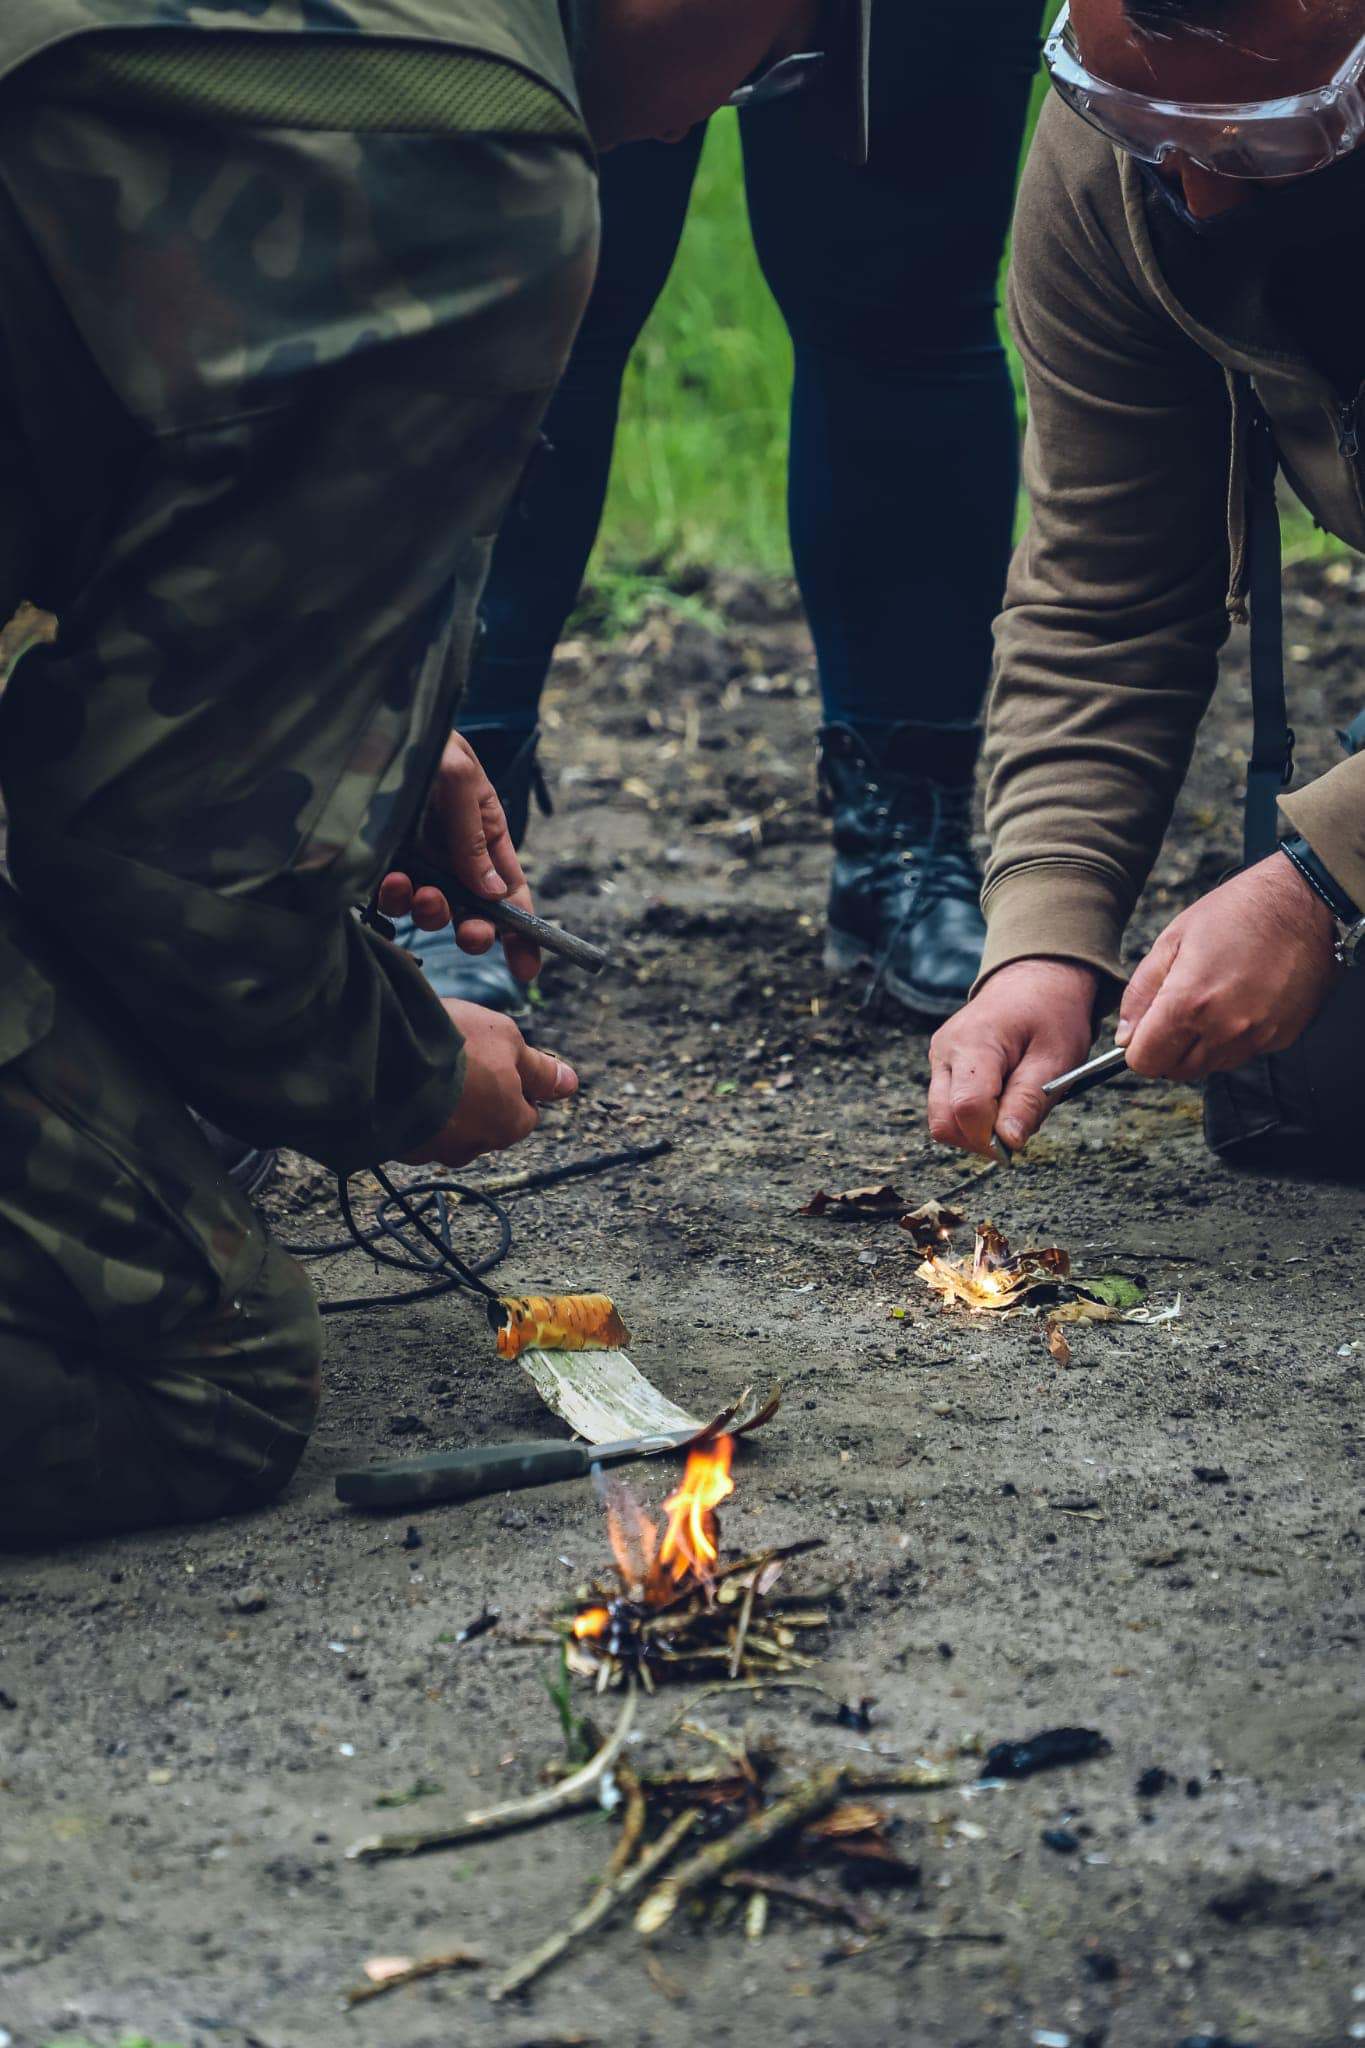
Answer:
[{"xmin": 2, "ymin": 565, "xmax": 1363, "ymax": 2048}]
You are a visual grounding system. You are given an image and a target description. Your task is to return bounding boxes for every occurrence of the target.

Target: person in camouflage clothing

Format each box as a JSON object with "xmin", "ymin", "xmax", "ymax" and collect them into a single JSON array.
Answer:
[{"xmin": 0, "ymin": 0, "xmax": 848, "ymax": 1545}]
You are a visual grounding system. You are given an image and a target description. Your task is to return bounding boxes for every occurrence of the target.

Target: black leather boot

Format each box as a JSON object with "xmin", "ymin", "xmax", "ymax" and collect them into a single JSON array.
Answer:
[
  {"xmin": 818, "ymin": 722, "xmax": 986, "ymax": 1019},
  {"xmin": 393, "ymin": 725, "xmax": 551, "ymax": 1012}
]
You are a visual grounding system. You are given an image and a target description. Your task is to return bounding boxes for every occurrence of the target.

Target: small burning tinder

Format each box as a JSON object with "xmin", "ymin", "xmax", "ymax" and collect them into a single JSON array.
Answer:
[
  {"xmin": 914, "ymin": 1219, "xmax": 1071, "ymax": 1314},
  {"xmin": 906, "ymin": 1214, "xmax": 1177, "ymax": 1365},
  {"xmin": 564, "ymin": 1435, "xmax": 830, "ymax": 1691}
]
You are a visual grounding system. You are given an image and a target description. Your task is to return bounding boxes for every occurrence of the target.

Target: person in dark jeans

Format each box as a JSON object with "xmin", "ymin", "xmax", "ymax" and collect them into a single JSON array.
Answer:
[{"xmin": 403, "ymin": 0, "xmax": 1044, "ymax": 1019}]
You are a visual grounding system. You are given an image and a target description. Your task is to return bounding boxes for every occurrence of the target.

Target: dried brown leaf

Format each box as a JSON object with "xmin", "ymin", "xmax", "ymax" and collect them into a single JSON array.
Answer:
[
  {"xmin": 800, "ymin": 1184, "xmax": 906, "ymax": 1220},
  {"xmin": 804, "ymin": 1801, "xmax": 887, "ymax": 1841},
  {"xmin": 898, "ymin": 1199, "xmax": 967, "ymax": 1250}
]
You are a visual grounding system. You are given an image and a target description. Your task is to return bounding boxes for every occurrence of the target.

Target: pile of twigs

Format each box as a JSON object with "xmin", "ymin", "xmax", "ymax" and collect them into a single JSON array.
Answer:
[
  {"xmin": 562, "ymin": 1535, "xmax": 833, "ymax": 1692},
  {"xmin": 346, "ymin": 1688, "xmax": 984, "ymax": 2007}
]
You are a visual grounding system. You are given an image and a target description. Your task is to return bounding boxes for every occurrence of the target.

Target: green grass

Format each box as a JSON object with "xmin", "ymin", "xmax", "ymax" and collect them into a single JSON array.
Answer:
[
  {"xmin": 595, "ymin": 115, "xmax": 794, "ymax": 576},
  {"xmin": 595, "ymin": 100, "xmax": 1336, "ymax": 579}
]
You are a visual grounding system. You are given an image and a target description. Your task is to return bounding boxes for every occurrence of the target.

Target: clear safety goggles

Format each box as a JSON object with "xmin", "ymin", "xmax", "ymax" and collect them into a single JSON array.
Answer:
[{"xmin": 1044, "ymin": 0, "xmax": 1365, "ymax": 180}]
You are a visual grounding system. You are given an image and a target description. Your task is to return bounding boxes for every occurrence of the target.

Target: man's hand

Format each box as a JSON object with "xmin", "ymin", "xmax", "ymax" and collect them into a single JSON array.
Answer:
[
  {"xmin": 928, "ymin": 959, "xmax": 1100, "ymax": 1157},
  {"xmin": 401, "ymin": 1001, "xmax": 578, "ymax": 1168},
  {"xmin": 1117, "ymin": 854, "xmax": 1339, "ymax": 1081},
  {"xmin": 377, "ymin": 734, "xmax": 541, "ymax": 984}
]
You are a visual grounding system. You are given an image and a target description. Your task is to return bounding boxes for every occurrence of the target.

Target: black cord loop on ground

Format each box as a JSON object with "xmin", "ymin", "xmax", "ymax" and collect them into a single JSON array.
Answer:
[
  {"xmin": 283, "ymin": 1169, "xmax": 512, "ymax": 1317},
  {"xmin": 278, "ymin": 1137, "xmax": 671, "ymax": 1319}
]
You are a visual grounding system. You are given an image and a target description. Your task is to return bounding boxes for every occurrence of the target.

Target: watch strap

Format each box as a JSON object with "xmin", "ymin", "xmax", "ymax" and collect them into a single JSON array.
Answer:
[{"xmin": 1280, "ymin": 836, "xmax": 1365, "ymax": 965}]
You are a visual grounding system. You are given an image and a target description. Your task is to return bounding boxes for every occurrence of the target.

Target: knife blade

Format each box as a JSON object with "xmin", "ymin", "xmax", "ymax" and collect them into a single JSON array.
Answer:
[{"xmin": 1041, "ymin": 1045, "xmax": 1132, "ymax": 1100}]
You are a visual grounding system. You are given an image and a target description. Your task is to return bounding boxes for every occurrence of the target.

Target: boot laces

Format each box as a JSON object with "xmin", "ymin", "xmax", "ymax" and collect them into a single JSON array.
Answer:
[
  {"xmin": 874, "ymin": 777, "xmax": 979, "ymax": 904},
  {"xmin": 861, "ymin": 779, "xmax": 978, "ymax": 1015}
]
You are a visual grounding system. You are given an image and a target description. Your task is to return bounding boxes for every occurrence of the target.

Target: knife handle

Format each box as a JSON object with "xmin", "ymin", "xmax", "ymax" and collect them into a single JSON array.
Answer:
[{"xmin": 336, "ymin": 1440, "xmax": 591, "ymax": 1511}]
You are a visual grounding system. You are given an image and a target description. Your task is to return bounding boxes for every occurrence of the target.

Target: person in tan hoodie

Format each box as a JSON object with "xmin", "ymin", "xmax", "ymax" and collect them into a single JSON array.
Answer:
[{"xmin": 929, "ymin": 0, "xmax": 1365, "ymax": 1157}]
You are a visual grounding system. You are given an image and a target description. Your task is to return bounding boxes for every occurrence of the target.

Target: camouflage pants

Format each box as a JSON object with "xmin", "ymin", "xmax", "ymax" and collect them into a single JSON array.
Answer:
[
  {"xmin": 0, "ymin": 52, "xmax": 597, "ymax": 1542},
  {"xmin": 0, "ymin": 880, "xmax": 323, "ymax": 1548}
]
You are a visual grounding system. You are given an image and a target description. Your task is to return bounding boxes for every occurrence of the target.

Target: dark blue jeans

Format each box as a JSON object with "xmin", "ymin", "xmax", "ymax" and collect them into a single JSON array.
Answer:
[{"xmin": 462, "ymin": 0, "xmax": 1043, "ymax": 752}]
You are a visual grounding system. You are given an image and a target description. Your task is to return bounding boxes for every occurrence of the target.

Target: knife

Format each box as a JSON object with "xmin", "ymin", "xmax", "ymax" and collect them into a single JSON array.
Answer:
[{"xmin": 335, "ymin": 1426, "xmax": 698, "ymax": 1512}]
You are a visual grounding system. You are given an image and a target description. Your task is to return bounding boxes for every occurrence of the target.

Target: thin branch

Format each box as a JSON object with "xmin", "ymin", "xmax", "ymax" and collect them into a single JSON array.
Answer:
[
  {"xmin": 490, "ymin": 1808, "xmax": 700, "ymax": 2002},
  {"xmin": 348, "ymin": 1687, "xmax": 636, "ymax": 1862},
  {"xmin": 635, "ymin": 1763, "xmax": 848, "ymax": 1937},
  {"xmin": 721, "ymin": 1869, "xmax": 883, "ymax": 1935},
  {"xmin": 344, "ymin": 1948, "xmax": 482, "ymax": 2006},
  {"xmin": 604, "ymin": 1763, "xmax": 647, "ymax": 1881}
]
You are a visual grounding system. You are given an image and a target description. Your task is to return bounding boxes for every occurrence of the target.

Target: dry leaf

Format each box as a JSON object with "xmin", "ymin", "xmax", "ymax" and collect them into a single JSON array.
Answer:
[
  {"xmin": 495, "ymin": 1294, "xmax": 630, "ymax": 1361},
  {"xmin": 800, "ymin": 1184, "xmax": 906, "ymax": 1220},
  {"xmin": 1046, "ymin": 1321, "xmax": 1072, "ymax": 1366},
  {"xmin": 805, "ymin": 1801, "xmax": 887, "ymax": 1841},
  {"xmin": 898, "ymin": 1199, "xmax": 967, "ymax": 1250}
]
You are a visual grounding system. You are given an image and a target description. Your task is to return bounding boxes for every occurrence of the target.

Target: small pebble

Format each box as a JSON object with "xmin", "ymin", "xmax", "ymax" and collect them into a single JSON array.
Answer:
[
  {"xmin": 1042, "ymin": 1827, "xmax": 1081, "ymax": 1855},
  {"xmin": 227, "ymin": 1584, "xmax": 269, "ymax": 1615}
]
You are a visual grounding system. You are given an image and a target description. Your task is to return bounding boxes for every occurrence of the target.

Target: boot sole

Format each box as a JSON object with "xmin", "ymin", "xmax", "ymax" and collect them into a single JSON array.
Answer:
[{"xmin": 823, "ymin": 927, "xmax": 963, "ymax": 1022}]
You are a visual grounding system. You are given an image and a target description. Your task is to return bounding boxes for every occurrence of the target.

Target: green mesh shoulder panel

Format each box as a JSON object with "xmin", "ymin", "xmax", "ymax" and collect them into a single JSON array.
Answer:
[{"xmin": 30, "ymin": 32, "xmax": 585, "ymax": 138}]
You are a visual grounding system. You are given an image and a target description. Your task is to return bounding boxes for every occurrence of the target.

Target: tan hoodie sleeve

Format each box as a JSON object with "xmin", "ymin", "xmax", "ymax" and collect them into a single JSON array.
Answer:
[
  {"xmin": 1279, "ymin": 761, "xmax": 1365, "ymax": 911},
  {"xmin": 980, "ymin": 100, "xmax": 1235, "ymax": 996}
]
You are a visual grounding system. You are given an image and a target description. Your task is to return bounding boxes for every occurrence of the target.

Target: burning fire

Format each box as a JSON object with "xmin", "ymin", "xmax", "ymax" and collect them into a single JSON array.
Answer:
[
  {"xmin": 578, "ymin": 1436, "xmax": 740, "ymax": 1649},
  {"xmin": 917, "ymin": 1219, "xmax": 1070, "ymax": 1315},
  {"xmin": 657, "ymin": 1437, "xmax": 735, "ymax": 1585}
]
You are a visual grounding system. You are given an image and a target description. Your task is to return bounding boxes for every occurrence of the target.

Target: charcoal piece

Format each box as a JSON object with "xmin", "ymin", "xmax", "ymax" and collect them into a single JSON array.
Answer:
[
  {"xmin": 455, "ymin": 1606, "xmax": 500, "ymax": 1646},
  {"xmin": 1135, "ymin": 1766, "xmax": 1173, "ymax": 1798},
  {"xmin": 1082, "ymin": 1950, "xmax": 1120, "ymax": 1981},
  {"xmin": 980, "ymin": 1727, "xmax": 1111, "ymax": 1780},
  {"xmin": 1042, "ymin": 1827, "xmax": 1081, "ymax": 1854}
]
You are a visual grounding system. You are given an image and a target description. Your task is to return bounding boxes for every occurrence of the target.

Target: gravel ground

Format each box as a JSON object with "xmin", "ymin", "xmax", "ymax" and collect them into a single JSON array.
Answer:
[{"xmin": 2, "ymin": 563, "xmax": 1363, "ymax": 2048}]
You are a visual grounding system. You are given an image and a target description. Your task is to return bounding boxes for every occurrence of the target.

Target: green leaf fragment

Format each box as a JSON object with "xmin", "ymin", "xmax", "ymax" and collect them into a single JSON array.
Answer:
[{"xmin": 1073, "ymin": 1273, "xmax": 1147, "ymax": 1311}]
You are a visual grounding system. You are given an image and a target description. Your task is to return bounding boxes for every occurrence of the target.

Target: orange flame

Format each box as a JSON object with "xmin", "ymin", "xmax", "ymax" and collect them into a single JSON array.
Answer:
[
  {"xmin": 573, "ymin": 1605, "xmax": 611, "ymax": 1641},
  {"xmin": 603, "ymin": 1477, "xmax": 660, "ymax": 1602},
  {"xmin": 657, "ymin": 1436, "xmax": 735, "ymax": 1586}
]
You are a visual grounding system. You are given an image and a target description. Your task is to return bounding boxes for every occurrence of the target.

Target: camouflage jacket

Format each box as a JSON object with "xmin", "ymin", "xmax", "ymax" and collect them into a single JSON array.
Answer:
[
  {"xmin": 0, "ymin": 12, "xmax": 599, "ymax": 1171},
  {"xmin": 0, "ymin": 0, "xmax": 592, "ymax": 112}
]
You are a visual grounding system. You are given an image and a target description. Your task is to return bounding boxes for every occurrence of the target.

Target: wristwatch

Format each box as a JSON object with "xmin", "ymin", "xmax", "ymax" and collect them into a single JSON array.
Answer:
[{"xmin": 1279, "ymin": 835, "xmax": 1365, "ymax": 966}]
